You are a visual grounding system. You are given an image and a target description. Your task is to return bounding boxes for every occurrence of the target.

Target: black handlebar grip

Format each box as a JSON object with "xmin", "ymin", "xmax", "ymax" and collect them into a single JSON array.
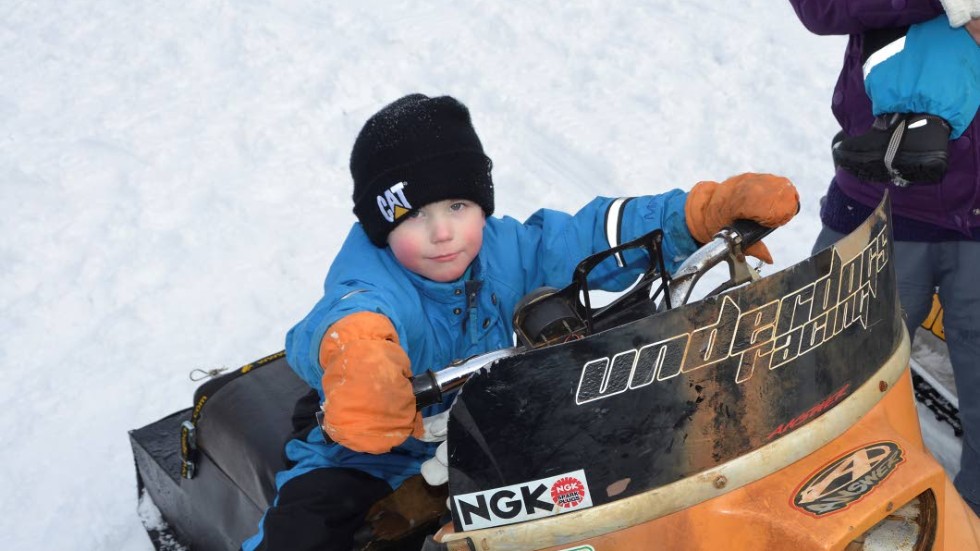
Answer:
[
  {"xmin": 411, "ymin": 370, "xmax": 442, "ymax": 410},
  {"xmin": 727, "ymin": 219, "xmax": 776, "ymax": 250}
]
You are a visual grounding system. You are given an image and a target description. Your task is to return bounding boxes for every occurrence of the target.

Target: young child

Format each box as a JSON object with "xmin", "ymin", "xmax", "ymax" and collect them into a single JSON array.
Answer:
[
  {"xmin": 833, "ymin": 10, "xmax": 980, "ymax": 184},
  {"xmin": 241, "ymin": 93, "xmax": 799, "ymax": 551}
]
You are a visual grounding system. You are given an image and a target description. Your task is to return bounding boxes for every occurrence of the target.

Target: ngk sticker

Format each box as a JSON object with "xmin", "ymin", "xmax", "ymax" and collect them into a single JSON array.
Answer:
[
  {"xmin": 551, "ymin": 476, "xmax": 587, "ymax": 508},
  {"xmin": 452, "ymin": 469, "xmax": 594, "ymax": 530}
]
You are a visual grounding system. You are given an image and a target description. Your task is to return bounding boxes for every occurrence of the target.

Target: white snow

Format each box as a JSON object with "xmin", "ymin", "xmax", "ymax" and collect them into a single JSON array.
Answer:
[{"xmin": 0, "ymin": 2, "xmax": 957, "ymax": 549}]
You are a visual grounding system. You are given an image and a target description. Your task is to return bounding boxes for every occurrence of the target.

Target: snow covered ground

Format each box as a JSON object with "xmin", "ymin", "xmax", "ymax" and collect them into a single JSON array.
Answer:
[{"xmin": 0, "ymin": 2, "xmax": 957, "ymax": 549}]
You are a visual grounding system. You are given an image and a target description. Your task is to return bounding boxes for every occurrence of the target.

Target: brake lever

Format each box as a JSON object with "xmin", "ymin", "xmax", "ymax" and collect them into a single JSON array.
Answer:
[
  {"xmin": 662, "ymin": 221, "xmax": 773, "ymax": 310},
  {"xmin": 705, "ymin": 237, "xmax": 763, "ymax": 297}
]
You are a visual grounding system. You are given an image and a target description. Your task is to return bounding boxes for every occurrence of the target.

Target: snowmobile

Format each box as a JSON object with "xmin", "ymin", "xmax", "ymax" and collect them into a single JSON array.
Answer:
[{"xmin": 129, "ymin": 196, "xmax": 980, "ymax": 550}]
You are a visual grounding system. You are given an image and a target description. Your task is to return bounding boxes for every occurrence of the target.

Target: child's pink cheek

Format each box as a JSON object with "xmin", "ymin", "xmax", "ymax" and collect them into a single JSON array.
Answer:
[
  {"xmin": 464, "ymin": 222, "xmax": 485, "ymax": 249},
  {"xmin": 391, "ymin": 240, "xmax": 422, "ymax": 270}
]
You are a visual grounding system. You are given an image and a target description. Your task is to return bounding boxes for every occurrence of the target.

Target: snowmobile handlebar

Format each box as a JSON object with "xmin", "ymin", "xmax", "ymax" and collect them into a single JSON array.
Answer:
[
  {"xmin": 728, "ymin": 218, "xmax": 775, "ymax": 246},
  {"xmin": 411, "ymin": 219, "xmax": 774, "ymax": 409},
  {"xmin": 411, "ymin": 347, "xmax": 522, "ymax": 409},
  {"xmin": 664, "ymin": 220, "xmax": 773, "ymax": 309}
]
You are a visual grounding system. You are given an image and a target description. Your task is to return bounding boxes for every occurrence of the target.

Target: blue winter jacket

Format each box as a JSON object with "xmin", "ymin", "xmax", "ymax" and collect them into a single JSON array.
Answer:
[
  {"xmin": 788, "ymin": 0, "xmax": 980, "ymax": 240},
  {"xmin": 279, "ymin": 192, "xmax": 695, "ymax": 491}
]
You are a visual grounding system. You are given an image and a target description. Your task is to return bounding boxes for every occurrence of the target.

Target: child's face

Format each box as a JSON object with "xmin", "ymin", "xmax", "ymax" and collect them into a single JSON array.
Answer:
[{"xmin": 387, "ymin": 198, "xmax": 486, "ymax": 282}]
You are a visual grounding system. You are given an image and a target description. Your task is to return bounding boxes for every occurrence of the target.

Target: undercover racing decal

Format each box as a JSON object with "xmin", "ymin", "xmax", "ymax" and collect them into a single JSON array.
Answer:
[
  {"xmin": 453, "ymin": 469, "xmax": 594, "ymax": 530},
  {"xmin": 792, "ymin": 441, "xmax": 905, "ymax": 516},
  {"xmin": 575, "ymin": 228, "xmax": 889, "ymax": 404}
]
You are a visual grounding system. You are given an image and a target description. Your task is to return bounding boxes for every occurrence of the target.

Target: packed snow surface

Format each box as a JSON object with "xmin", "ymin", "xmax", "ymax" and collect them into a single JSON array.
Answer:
[{"xmin": 0, "ymin": 2, "xmax": 958, "ymax": 549}]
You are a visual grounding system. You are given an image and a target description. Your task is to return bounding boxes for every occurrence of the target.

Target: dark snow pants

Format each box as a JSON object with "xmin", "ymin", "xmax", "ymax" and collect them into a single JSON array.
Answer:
[
  {"xmin": 814, "ymin": 227, "xmax": 980, "ymax": 514},
  {"xmin": 251, "ymin": 467, "xmax": 392, "ymax": 551}
]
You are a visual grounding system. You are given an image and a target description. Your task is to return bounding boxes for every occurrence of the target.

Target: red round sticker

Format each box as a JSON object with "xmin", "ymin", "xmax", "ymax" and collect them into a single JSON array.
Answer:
[{"xmin": 550, "ymin": 476, "xmax": 586, "ymax": 508}]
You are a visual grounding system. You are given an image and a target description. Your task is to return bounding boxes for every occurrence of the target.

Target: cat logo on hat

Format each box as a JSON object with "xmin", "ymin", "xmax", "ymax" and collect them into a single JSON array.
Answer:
[{"xmin": 377, "ymin": 181, "xmax": 413, "ymax": 222}]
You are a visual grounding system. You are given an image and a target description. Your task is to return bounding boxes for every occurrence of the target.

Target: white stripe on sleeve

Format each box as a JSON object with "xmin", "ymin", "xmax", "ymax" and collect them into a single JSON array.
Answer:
[
  {"xmin": 863, "ymin": 36, "xmax": 906, "ymax": 80},
  {"xmin": 605, "ymin": 198, "xmax": 628, "ymax": 267}
]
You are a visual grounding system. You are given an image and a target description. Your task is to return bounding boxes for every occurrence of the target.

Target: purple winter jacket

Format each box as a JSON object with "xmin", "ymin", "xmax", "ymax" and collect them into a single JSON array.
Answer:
[{"xmin": 789, "ymin": 0, "xmax": 980, "ymax": 240}]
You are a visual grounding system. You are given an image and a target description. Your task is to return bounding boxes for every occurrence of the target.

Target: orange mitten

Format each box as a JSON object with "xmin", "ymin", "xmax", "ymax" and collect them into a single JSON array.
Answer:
[
  {"xmin": 684, "ymin": 173, "xmax": 799, "ymax": 263},
  {"xmin": 319, "ymin": 311, "xmax": 423, "ymax": 454}
]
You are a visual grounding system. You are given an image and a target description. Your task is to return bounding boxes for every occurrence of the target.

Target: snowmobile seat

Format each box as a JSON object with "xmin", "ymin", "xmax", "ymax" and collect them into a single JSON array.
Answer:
[
  {"xmin": 188, "ymin": 352, "xmax": 308, "ymax": 509},
  {"xmin": 131, "ymin": 351, "xmax": 452, "ymax": 550},
  {"xmin": 131, "ymin": 352, "xmax": 309, "ymax": 548}
]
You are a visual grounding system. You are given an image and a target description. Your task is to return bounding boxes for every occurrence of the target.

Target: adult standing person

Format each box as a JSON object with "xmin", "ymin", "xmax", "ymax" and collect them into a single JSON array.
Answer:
[{"xmin": 787, "ymin": 0, "xmax": 980, "ymax": 516}]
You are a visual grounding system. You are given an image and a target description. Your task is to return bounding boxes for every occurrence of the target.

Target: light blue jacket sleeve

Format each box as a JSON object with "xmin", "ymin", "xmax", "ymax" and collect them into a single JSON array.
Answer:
[
  {"xmin": 284, "ymin": 283, "xmax": 395, "ymax": 393},
  {"xmin": 500, "ymin": 190, "xmax": 697, "ymax": 293},
  {"xmin": 284, "ymin": 226, "xmax": 412, "ymax": 393}
]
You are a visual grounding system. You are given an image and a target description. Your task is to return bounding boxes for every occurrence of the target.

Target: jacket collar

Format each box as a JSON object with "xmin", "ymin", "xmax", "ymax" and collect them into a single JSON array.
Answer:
[{"xmin": 384, "ymin": 249, "xmax": 486, "ymax": 305}]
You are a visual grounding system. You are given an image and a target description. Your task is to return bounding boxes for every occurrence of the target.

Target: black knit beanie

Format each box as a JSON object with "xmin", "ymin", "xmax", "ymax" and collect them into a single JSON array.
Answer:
[{"xmin": 350, "ymin": 94, "xmax": 495, "ymax": 247}]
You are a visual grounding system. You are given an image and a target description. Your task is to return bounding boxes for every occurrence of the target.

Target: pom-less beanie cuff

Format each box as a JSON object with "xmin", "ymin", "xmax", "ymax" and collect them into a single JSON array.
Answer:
[
  {"xmin": 349, "ymin": 94, "xmax": 495, "ymax": 247},
  {"xmin": 353, "ymin": 151, "xmax": 494, "ymax": 246}
]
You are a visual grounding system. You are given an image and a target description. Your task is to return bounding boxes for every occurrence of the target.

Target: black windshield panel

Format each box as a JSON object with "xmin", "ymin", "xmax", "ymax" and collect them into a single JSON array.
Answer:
[{"xmin": 447, "ymin": 198, "xmax": 900, "ymax": 526}]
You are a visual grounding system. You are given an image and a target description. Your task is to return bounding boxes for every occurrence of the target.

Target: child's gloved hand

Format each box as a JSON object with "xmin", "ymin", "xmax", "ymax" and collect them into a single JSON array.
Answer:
[
  {"xmin": 418, "ymin": 409, "xmax": 450, "ymax": 443},
  {"xmin": 420, "ymin": 441, "xmax": 449, "ymax": 486},
  {"xmin": 684, "ymin": 173, "xmax": 799, "ymax": 264},
  {"xmin": 319, "ymin": 312, "xmax": 423, "ymax": 454},
  {"xmin": 418, "ymin": 407, "xmax": 451, "ymax": 485}
]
